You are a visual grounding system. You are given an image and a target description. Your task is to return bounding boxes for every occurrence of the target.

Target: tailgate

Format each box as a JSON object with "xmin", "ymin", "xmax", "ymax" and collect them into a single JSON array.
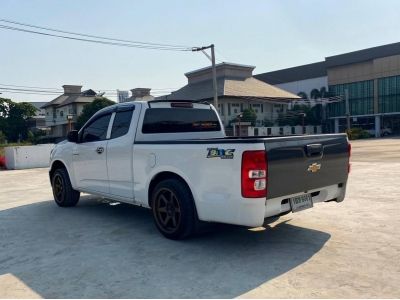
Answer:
[{"xmin": 265, "ymin": 134, "xmax": 349, "ymax": 199}]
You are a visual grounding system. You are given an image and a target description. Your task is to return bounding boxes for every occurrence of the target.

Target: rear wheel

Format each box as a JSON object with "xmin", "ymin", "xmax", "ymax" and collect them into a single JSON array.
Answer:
[
  {"xmin": 151, "ymin": 179, "xmax": 197, "ymax": 240},
  {"xmin": 51, "ymin": 168, "xmax": 80, "ymax": 207}
]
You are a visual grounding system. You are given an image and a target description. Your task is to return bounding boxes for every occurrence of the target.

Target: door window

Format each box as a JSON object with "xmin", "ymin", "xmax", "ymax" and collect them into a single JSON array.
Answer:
[
  {"xmin": 81, "ymin": 114, "xmax": 111, "ymax": 143},
  {"xmin": 111, "ymin": 110, "xmax": 133, "ymax": 139}
]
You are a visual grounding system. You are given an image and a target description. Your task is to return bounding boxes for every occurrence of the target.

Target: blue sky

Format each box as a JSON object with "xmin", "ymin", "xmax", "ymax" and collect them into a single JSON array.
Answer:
[{"xmin": 1, "ymin": 0, "xmax": 400, "ymax": 102}]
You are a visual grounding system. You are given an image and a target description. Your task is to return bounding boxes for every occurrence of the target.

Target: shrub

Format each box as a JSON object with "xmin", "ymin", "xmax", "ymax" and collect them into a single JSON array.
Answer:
[{"xmin": 346, "ymin": 128, "xmax": 371, "ymax": 140}]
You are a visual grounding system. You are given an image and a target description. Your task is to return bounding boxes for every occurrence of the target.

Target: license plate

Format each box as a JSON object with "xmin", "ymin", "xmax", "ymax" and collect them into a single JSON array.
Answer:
[{"xmin": 290, "ymin": 194, "xmax": 313, "ymax": 212}]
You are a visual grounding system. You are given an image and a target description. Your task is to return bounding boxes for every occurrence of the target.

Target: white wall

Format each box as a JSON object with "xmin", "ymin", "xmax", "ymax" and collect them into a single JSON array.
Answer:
[
  {"xmin": 5, "ymin": 144, "xmax": 55, "ymax": 170},
  {"xmin": 249, "ymin": 125, "xmax": 322, "ymax": 136},
  {"xmin": 275, "ymin": 76, "xmax": 328, "ymax": 98}
]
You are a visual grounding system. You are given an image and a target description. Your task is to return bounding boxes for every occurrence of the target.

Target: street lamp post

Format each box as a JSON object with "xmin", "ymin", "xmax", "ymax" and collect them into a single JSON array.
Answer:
[
  {"xmin": 67, "ymin": 115, "xmax": 74, "ymax": 133},
  {"xmin": 192, "ymin": 44, "xmax": 218, "ymax": 108},
  {"xmin": 237, "ymin": 113, "xmax": 243, "ymax": 137}
]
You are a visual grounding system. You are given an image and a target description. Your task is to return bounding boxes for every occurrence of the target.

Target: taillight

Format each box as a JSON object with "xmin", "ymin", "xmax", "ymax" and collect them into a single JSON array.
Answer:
[
  {"xmin": 348, "ymin": 143, "xmax": 352, "ymax": 173},
  {"xmin": 241, "ymin": 150, "xmax": 267, "ymax": 198}
]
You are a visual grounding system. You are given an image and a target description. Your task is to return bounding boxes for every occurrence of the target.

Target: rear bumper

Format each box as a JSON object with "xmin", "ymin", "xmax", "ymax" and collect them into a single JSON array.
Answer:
[
  {"xmin": 233, "ymin": 183, "xmax": 346, "ymax": 227},
  {"xmin": 263, "ymin": 183, "xmax": 347, "ymax": 219},
  {"xmin": 197, "ymin": 183, "xmax": 347, "ymax": 228}
]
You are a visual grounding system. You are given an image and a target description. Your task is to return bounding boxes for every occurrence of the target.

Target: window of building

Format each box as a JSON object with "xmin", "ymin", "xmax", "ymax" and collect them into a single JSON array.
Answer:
[
  {"xmin": 232, "ymin": 103, "xmax": 240, "ymax": 115},
  {"xmin": 81, "ymin": 114, "xmax": 111, "ymax": 142},
  {"xmin": 60, "ymin": 111, "xmax": 64, "ymax": 117},
  {"xmin": 279, "ymin": 127, "xmax": 284, "ymax": 135},
  {"xmin": 111, "ymin": 110, "xmax": 133, "ymax": 139},
  {"xmin": 252, "ymin": 103, "xmax": 261, "ymax": 114},
  {"xmin": 291, "ymin": 127, "xmax": 295, "ymax": 134},
  {"xmin": 218, "ymin": 103, "xmax": 224, "ymax": 116},
  {"xmin": 378, "ymin": 75, "xmax": 400, "ymax": 113},
  {"xmin": 328, "ymin": 80, "xmax": 374, "ymax": 117},
  {"xmin": 267, "ymin": 128, "xmax": 272, "ymax": 135},
  {"xmin": 142, "ymin": 108, "xmax": 221, "ymax": 133}
]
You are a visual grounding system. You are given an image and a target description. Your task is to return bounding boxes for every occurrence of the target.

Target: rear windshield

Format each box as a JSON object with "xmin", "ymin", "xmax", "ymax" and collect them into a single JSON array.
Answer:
[{"xmin": 142, "ymin": 108, "xmax": 221, "ymax": 134}]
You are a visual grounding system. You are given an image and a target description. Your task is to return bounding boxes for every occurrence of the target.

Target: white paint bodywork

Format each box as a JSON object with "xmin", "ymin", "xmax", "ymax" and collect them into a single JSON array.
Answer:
[{"xmin": 50, "ymin": 101, "xmax": 345, "ymax": 227}]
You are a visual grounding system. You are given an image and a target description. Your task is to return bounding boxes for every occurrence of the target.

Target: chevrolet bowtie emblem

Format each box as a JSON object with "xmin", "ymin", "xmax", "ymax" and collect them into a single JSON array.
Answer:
[{"xmin": 308, "ymin": 163, "xmax": 321, "ymax": 173}]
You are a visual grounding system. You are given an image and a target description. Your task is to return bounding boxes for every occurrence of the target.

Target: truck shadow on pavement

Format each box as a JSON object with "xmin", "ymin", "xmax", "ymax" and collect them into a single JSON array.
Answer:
[{"xmin": 0, "ymin": 196, "xmax": 330, "ymax": 298}]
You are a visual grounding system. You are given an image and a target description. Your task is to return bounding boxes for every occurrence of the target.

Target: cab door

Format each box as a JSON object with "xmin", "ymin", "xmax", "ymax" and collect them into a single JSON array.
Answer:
[
  {"xmin": 72, "ymin": 112, "xmax": 112, "ymax": 194},
  {"xmin": 106, "ymin": 105, "xmax": 136, "ymax": 200}
]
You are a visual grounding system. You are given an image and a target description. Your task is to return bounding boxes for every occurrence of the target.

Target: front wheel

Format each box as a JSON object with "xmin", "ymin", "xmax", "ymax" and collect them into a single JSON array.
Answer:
[
  {"xmin": 151, "ymin": 179, "xmax": 197, "ymax": 240},
  {"xmin": 51, "ymin": 168, "xmax": 80, "ymax": 207}
]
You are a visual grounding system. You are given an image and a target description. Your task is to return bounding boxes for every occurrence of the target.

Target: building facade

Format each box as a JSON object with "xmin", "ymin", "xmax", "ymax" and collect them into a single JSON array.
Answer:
[
  {"xmin": 41, "ymin": 85, "xmax": 99, "ymax": 138},
  {"xmin": 158, "ymin": 63, "xmax": 299, "ymax": 130},
  {"xmin": 26, "ymin": 102, "xmax": 47, "ymax": 133},
  {"xmin": 117, "ymin": 90, "xmax": 130, "ymax": 103},
  {"xmin": 255, "ymin": 61, "xmax": 328, "ymax": 100},
  {"xmin": 126, "ymin": 88, "xmax": 155, "ymax": 102},
  {"xmin": 256, "ymin": 42, "xmax": 400, "ymax": 137}
]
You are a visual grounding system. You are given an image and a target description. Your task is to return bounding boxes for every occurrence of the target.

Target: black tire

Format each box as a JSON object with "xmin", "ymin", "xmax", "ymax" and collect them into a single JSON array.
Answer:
[
  {"xmin": 151, "ymin": 178, "xmax": 197, "ymax": 240},
  {"xmin": 51, "ymin": 168, "xmax": 80, "ymax": 207}
]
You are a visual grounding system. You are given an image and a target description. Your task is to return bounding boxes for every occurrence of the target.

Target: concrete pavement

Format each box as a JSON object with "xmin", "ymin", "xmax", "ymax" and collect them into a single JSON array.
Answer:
[{"xmin": 0, "ymin": 138, "xmax": 399, "ymax": 298}]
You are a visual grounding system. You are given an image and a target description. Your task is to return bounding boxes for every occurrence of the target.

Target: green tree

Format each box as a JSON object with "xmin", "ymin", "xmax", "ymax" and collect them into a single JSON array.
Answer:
[
  {"xmin": 0, "ymin": 131, "xmax": 6, "ymax": 144},
  {"xmin": 297, "ymin": 92, "xmax": 308, "ymax": 99},
  {"xmin": 310, "ymin": 88, "xmax": 322, "ymax": 100},
  {"xmin": 0, "ymin": 98, "xmax": 37, "ymax": 142},
  {"xmin": 278, "ymin": 104, "xmax": 322, "ymax": 126},
  {"xmin": 76, "ymin": 97, "xmax": 115, "ymax": 129},
  {"xmin": 241, "ymin": 108, "xmax": 257, "ymax": 126}
]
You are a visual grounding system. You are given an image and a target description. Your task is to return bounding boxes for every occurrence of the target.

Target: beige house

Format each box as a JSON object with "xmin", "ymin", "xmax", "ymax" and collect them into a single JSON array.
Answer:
[
  {"xmin": 157, "ymin": 63, "xmax": 299, "ymax": 127},
  {"xmin": 41, "ymin": 85, "xmax": 98, "ymax": 138}
]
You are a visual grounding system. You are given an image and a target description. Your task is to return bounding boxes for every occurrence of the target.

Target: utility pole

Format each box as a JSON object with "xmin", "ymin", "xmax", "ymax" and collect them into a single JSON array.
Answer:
[
  {"xmin": 345, "ymin": 89, "xmax": 351, "ymax": 131},
  {"xmin": 210, "ymin": 44, "xmax": 218, "ymax": 109},
  {"xmin": 192, "ymin": 44, "xmax": 218, "ymax": 108}
]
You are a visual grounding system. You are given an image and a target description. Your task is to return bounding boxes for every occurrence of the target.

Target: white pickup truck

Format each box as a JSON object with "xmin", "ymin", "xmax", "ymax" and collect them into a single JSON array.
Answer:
[{"xmin": 49, "ymin": 100, "xmax": 351, "ymax": 239}]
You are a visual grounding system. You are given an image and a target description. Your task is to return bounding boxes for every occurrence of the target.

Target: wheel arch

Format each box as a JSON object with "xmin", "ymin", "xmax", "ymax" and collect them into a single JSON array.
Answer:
[
  {"xmin": 147, "ymin": 171, "xmax": 194, "ymax": 208},
  {"xmin": 49, "ymin": 160, "xmax": 74, "ymax": 186}
]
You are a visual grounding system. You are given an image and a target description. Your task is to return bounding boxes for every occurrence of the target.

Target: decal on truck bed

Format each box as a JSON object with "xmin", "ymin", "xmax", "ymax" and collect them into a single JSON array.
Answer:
[{"xmin": 207, "ymin": 148, "xmax": 235, "ymax": 159}]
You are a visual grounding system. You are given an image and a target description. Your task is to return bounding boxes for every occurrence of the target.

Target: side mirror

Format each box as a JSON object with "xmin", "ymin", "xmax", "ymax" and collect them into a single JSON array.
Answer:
[{"xmin": 67, "ymin": 130, "xmax": 79, "ymax": 143}]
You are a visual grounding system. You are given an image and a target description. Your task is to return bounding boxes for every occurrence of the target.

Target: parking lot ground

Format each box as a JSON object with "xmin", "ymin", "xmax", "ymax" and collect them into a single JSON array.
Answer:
[{"xmin": 0, "ymin": 137, "xmax": 400, "ymax": 298}]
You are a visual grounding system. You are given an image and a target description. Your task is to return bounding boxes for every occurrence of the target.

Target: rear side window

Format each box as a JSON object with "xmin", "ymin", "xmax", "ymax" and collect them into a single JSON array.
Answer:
[
  {"xmin": 81, "ymin": 113, "xmax": 111, "ymax": 143},
  {"xmin": 142, "ymin": 108, "xmax": 221, "ymax": 133},
  {"xmin": 111, "ymin": 110, "xmax": 133, "ymax": 139}
]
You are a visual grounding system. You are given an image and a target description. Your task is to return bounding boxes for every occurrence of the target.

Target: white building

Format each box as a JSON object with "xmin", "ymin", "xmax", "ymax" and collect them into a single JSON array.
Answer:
[
  {"xmin": 117, "ymin": 90, "xmax": 130, "ymax": 103},
  {"xmin": 157, "ymin": 62, "xmax": 300, "ymax": 129},
  {"xmin": 41, "ymin": 85, "xmax": 99, "ymax": 138},
  {"xmin": 255, "ymin": 61, "xmax": 328, "ymax": 100}
]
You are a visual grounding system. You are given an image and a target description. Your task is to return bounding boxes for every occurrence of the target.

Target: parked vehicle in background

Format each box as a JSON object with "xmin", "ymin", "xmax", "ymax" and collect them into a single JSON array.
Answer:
[
  {"xmin": 365, "ymin": 127, "xmax": 392, "ymax": 137},
  {"xmin": 48, "ymin": 100, "xmax": 351, "ymax": 239}
]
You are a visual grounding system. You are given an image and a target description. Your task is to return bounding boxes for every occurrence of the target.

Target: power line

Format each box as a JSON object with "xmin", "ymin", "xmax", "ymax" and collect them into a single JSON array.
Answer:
[
  {"xmin": 0, "ymin": 90, "xmax": 64, "ymax": 96},
  {"xmin": 0, "ymin": 83, "xmax": 62, "ymax": 91},
  {"xmin": 0, "ymin": 18, "xmax": 192, "ymax": 49},
  {"xmin": 0, "ymin": 83, "xmax": 177, "ymax": 93},
  {"xmin": 0, "ymin": 24, "xmax": 192, "ymax": 51},
  {"xmin": 0, "ymin": 87, "xmax": 61, "ymax": 94}
]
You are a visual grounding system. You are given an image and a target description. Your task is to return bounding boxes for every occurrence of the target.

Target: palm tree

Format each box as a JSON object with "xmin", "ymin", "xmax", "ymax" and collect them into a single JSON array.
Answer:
[
  {"xmin": 310, "ymin": 88, "xmax": 321, "ymax": 100},
  {"xmin": 297, "ymin": 91, "xmax": 308, "ymax": 99},
  {"xmin": 320, "ymin": 87, "xmax": 327, "ymax": 98}
]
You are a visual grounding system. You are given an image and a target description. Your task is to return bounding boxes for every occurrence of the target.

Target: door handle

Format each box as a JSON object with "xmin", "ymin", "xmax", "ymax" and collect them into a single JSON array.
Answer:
[
  {"xmin": 96, "ymin": 147, "xmax": 104, "ymax": 154},
  {"xmin": 305, "ymin": 144, "xmax": 323, "ymax": 157}
]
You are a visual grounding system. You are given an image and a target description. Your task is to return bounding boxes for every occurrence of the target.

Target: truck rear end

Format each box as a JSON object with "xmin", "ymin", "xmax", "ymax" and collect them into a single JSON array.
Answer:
[
  {"xmin": 239, "ymin": 134, "xmax": 350, "ymax": 222},
  {"xmin": 134, "ymin": 101, "xmax": 350, "ymax": 237}
]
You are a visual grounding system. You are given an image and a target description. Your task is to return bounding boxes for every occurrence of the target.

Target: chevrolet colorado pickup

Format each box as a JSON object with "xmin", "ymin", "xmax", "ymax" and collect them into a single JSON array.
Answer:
[{"xmin": 49, "ymin": 100, "xmax": 351, "ymax": 239}]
